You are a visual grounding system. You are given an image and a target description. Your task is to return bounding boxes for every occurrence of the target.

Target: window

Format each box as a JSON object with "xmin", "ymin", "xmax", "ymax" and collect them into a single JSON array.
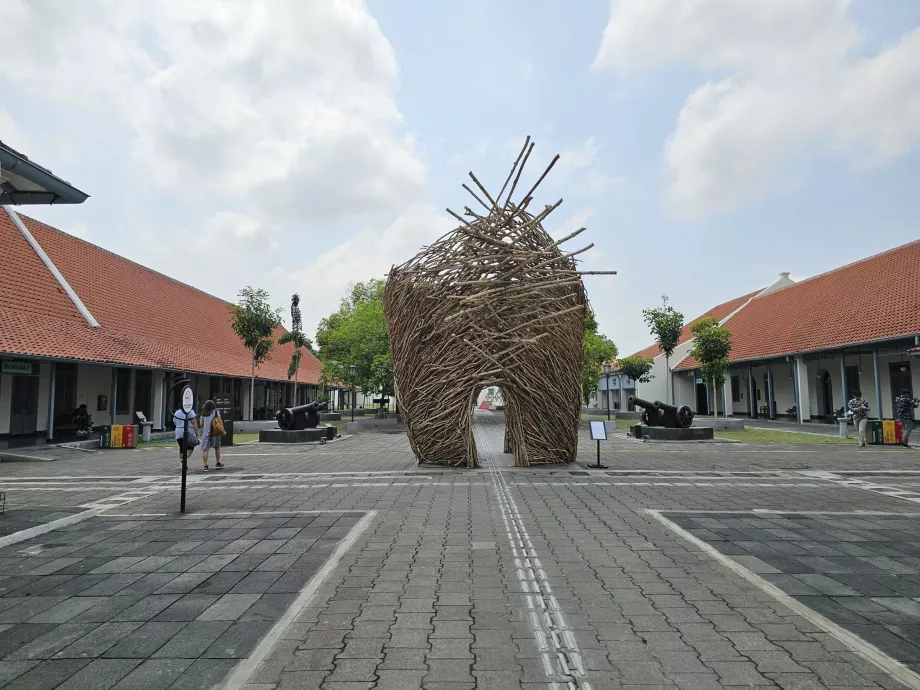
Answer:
[
  {"xmin": 115, "ymin": 368, "xmax": 132, "ymax": 415},
  {"xmin": 53, "ymin": 363, "xmax": 78, "ymax": 429},
  {"xmin": 731, "ymin": 375, "xmax": 741, "ymax": 403}
]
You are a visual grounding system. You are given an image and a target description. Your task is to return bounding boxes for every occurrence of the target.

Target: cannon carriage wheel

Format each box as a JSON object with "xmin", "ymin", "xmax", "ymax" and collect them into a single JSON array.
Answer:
[{"xmin": 677, "ymin": 406, "xmax": 694, "ymax": 429}]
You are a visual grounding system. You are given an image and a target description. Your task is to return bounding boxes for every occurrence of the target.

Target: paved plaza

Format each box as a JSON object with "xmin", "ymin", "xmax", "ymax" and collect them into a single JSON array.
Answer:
[{"xmin": 0, "ymin": 412, "xmax": 919, "ymax": 690}]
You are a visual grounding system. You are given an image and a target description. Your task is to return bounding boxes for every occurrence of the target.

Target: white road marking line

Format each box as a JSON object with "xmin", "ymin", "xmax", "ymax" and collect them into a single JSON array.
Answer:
[
  {"xmin": 647, "ymin": 509, "xmax": 920, "ymax": 690},
  {"xmin": 800, "ymin": 470, "xmax": 920, "ymax": 505},
  {"xmin": 0, "ymin": 508, "xmax": 100, "ymax": 549},
  {"xmin": 223, "ymin": 510, "xmax": 377, "ymax": 690},
  {"xmin": 475, "ymin": 421, "xmax": 591, "ymax": 690}
]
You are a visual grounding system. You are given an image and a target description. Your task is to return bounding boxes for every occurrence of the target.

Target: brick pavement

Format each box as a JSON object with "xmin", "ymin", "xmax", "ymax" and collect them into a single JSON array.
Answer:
[{"xmin": 0, "ymin": 412, "xmax": 918, "ymax": 688}]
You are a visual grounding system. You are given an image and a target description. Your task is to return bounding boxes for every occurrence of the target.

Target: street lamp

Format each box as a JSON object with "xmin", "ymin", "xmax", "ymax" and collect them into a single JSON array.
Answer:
[
  {"xmin": 348, "ymin": 364, "xmax": 357, "ymax": 423},
  {"xmin": 603, "ymin": 361, "xmax": 613, "ymax": 421}
]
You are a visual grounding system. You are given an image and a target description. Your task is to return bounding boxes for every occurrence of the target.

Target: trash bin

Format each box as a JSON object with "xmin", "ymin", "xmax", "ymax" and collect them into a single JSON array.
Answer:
[
  {"xmin": 139, "ymin": 422, "xmax": 153, "ymax": 443},
  {"xmin": 223, "ymin": 419, "xmax": 234, "ymax": 447},
  {"xmin": 836, "ymin": 417, "xmax": 849, "ymax": 439}
]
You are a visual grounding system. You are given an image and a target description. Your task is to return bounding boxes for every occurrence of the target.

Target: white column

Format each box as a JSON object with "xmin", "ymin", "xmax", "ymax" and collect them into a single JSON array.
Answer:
[
  {"xmin": 795, "ymin": 356, "xmax": 811, "ymax": 422},
  {"xmin": 152, "ymin": 371, "xmax": 165, "ymax": 429},
  {"xmin": 723, "ymin": 379, "xmax": 733, "ymax": 417}
]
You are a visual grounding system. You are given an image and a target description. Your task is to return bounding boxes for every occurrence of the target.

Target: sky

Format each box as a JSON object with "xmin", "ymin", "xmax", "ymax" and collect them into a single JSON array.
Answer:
[{"xmin": 2, "ymin": 0, "xmax": 919, "ymax": 357}]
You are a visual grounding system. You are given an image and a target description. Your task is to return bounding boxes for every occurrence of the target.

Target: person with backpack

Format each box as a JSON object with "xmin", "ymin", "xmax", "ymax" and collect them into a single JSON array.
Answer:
[{"xmin": 200, "ymin": 399, "xmax": 226, "ymax": 471}]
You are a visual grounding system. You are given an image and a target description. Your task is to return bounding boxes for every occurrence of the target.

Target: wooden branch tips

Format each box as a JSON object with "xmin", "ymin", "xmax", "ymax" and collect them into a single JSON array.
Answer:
[{"xmin": 383, "ymin": 137, "xmax": 611, "ymax": 468}]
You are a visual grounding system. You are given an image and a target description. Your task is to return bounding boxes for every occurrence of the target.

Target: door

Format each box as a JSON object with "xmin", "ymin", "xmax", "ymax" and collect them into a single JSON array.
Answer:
[
  {"xmin": 53, "ymin": 363, "xmax": 78, "ymax": 432},
  {"xmin": 10, "ymin": 375, "xmax": 40, "ymax": 436},
  {"xmin": 134, "ymin": 370, "xmax": 153, "ymax": 420},
  {"xmin": 890, "ymin": 363, "xmax": 913, "ymax": 418},
  {"xmin": 695, "ymin": 382, "xmax": 709, "ymax": 415}
]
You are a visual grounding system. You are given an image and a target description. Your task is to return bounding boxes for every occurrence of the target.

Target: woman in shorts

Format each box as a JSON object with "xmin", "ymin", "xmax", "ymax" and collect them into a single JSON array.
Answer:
[{"xmin": 199, "ymin": 399, "xmax": 224, "ymax": 471}]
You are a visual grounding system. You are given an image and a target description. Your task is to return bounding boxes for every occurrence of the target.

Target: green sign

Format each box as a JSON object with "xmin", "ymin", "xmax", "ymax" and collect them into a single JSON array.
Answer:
[
  {"xmin": 695, "ymin": 377, "xmax": 703, "ymax": 384},
  {"xmin": 2, "ymin": 361, "xmax": 33, "ymax": 375}
]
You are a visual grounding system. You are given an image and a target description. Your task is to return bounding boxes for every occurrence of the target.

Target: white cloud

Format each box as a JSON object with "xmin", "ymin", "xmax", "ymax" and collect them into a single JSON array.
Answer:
[
  {"xmin": 0, "ymin": 105, "xmax": 30, "ymax": 152},
  {"xmin": 0, "ymin": 0, "xmax": 425, "ymax": 225},
  {"xmin": 549, "ymin": 207, "xmax": 596, "ymax": 241},
  {"xmin": 267, "ymin": 204, "xmax": 454, "ymax": 336},
  {"xmin": 593, "ymin": 0, "xmax": 920, "ymax": 218}
]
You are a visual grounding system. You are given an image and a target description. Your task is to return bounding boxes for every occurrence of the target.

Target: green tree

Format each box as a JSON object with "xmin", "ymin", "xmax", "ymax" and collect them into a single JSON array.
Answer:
[
  {"xmin": 229, "ymin": 287, "xmax": 283, "ymax": 420},
  {"xmin": 315, "ymin": 279, "xmax": 393, "ymax": 405},
  {"xmin": 617, "ymin": 354, "xmax": 655, "ymax": 399},
  {"xmin": 689, "ymin": 316, "xmax": 733, "ymax": 418},
  {"xmin": 642, "ymin": 295, "xmax": 685, "ymax": 404},
  {"xmin": 278, "ymin": 294, "xmax": 315, "ymax": 404},
  {"xmin": 582, "ymin": 307, "xmax": 618, "ymax": 406}
]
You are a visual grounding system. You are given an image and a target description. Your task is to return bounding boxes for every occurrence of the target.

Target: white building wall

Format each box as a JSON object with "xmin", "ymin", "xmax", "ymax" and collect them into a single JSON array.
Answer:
[
  {"xmin": 77, "ymin": 364, "xmax": 113, "ymax": 422},
  {"xmin": 0, "ymin": 374, "xmax": 11, "ymax": 435},
  {"xmin": 152, "ymin": 371, "xmax": 165, "ymax": 430},
  {"xmin": 36, "ymin": 362, "xmax": 51, "ymax": 432}
]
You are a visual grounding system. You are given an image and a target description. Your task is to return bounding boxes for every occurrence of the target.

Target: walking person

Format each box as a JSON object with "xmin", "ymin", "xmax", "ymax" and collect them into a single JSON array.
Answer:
[
  {"xmin": 847, "ymin": 390, "xmax": 870, "ymax": 447},
  {"xmin": 896, "ymin": 389, "xmax": 919, "ymax": 448},
  {"xmin": 173, "ymin": 403, "xmax": 200, "ymax": 461},
  {"xmin": 200, "ymin": 399, "xmax": 225, "ymax": 471}
]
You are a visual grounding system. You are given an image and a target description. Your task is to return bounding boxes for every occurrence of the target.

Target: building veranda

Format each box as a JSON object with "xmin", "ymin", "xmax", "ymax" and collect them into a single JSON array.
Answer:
[{"xmin": 594, "ymin": 241, "xmax": 920, "ymax": 425}]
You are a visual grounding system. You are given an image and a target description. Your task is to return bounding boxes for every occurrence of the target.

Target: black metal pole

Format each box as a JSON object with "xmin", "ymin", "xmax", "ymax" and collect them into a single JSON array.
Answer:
[
  {"xmin": 606, "ymin": 372, "xmax": 611, "ymax": 421},
  {"xmin": 180, "ymin": 430, "xmax": 188, "ymax": 513},
  {"xmin": 351, "ymin": 374, "xmax": 355, "ymax": 423}
]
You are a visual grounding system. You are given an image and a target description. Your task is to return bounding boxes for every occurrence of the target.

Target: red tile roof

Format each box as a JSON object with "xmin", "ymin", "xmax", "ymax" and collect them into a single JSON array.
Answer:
[
  {"xmin": 673, "ymin": 240, "xmax": 920, "ymax": 370},
  {"xmin": 0, "ymin": 211, "xmax": 322, "ymax": 384},
  {"xmin": 629, "ymin": 290, "xmax": 760, "ymax": 360}
]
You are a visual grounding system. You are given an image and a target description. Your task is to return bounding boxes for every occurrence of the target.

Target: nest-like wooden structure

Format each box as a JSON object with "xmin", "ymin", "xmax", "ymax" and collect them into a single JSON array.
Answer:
[{"xmin": 383, "ymin": 137, "xmax": 613, "ymax": 468}]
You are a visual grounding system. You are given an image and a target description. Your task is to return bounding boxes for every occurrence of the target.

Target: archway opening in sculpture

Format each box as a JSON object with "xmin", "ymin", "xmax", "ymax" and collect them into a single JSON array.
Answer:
[{"xmin": 383, "ymin": 137, "xmax": 615, "ymax": 469}]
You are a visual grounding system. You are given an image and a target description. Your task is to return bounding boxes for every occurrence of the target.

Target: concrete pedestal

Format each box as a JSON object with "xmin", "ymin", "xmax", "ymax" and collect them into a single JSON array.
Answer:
[
  {"xmin": 630, "ymin": 425, "xmax": 714, "ymax": 441},
  {"xmin": 259, "ymin": 426, "xmax": 336, "ymax": 443}
]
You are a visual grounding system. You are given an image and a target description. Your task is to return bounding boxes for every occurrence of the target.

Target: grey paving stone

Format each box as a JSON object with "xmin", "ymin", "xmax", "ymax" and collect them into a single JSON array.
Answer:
[
  {"xmin": 287, "ymin": 648, "xmax": 339, "ymax": 671},
  {"xmin": 152, "ymin": 571, "xmax": 213, "ymax": 594},
  {"xmin": 202, "ymin": 620, "xmax": 274, "ymax": 658},
  {"xmin": 111, "ymin": 594, "xmax": 183, "ymax": 622},
  {"xmin": 0, "ymin": 597, "xmax": 67, "ymax": 624},
  {"xmin": 708, "ymin": 661, "xmax": 776, "ymax": 685},
  {"xmin": 54, "ymin": 658, "xmax": 141, "ymax": 690},
  {"xmin": 193, "ymin": 570, "xmax": 248, "ymax": 594},
  {"xmin": 77, "ymin": 574, "xmax": 145, "ymax": 597},
  {"xmin": 27, "ymin": 597, "xmax": 107, "ymax": 624},
  {"xmin": 69, "ymin": 596, "xmax": 143, "ymax": 623},
  {"xmin": 0, "ymin": 622, "xmax": 57, "ymax": 657},
  {"xmin": 103, "ymin": 621, "xmax": 187, "ymax": 658},
  {"xmin": 196, "ymin": 593, "xmax": 261, "ymax": 621},
  {"xmin": 424, "ymin": 659, "xmax": 474, "ymax": 683},
  {"xmin": 0, "ymin": 659, "xmax": 90, "ymax": 690},
  {"xmin": 110, "ymin": 657, "xmax": 195, "ymax": 689},
  {"xmin": 325, "ymin": 657, "xmax": 379, "ymax": 682},
  {"xmin": 152, "ymin": 620, "xmax": 233, "ymax": 658},
  {"xmin": 375, "ymin": 669, "xmax": 427, "ymax": 689},
  {"xmin": 4, "ymin": 623, "xmax": 98, "ymax": 660},
  {"xmin": 153, "ymin": 594, "xmax": 221, "ymax": 622},
  {"xmin": 53, "ymin": 622, "xmax": 143, "ymax": 658},
  {"xmin": 0, "ymin": 660, "xmax": 39, "ymax": 686},
  {"xmin": 231, "ymin": 570, "xmax": 285, "ymax": 594},
  {"xmin": 162, "ymin": 658, "xmax": 239, "ymax": 690}
]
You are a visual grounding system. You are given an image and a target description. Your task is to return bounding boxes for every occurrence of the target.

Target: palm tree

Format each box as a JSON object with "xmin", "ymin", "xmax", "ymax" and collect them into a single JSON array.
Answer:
[{"xmin": 278, "ymin": 294, "xmax": 313, "ymax": 404}]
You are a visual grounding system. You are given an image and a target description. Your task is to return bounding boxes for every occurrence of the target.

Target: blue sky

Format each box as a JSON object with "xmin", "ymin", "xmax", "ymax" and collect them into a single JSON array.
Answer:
[{"xmin": 2, "ymin": 0, "xmax": 919, "ymax": 357}]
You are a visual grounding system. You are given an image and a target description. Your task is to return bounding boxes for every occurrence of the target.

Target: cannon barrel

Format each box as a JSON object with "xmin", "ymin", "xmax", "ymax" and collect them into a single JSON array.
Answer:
[
  {"xmin": 628, "ymin": 396, "xmax": 657, "ymax": 411},
  {"xmin": 628, "ymin": 395, "xmax": 664, "ymax": 426},
  {"xmin": 654, "ymin": 400, "xmax": 695, "ymax": 429},
  {"xmin": 276, "ymin": 400, "xmax": 329, "ymax": 431}
]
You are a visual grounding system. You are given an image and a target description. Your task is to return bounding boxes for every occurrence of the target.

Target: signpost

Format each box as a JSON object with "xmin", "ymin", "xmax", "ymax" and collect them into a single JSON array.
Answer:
[
  {"xmin": 588, "ymin": 420, "xmax": 608, "ymax": 469},
  {"xmin": 179, "ymin": 384, "xmax": 194, "ymax": 513}
]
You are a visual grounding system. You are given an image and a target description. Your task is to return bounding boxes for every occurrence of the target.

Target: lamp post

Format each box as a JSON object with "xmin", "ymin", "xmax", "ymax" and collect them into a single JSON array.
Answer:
[
  {"xmin": 349, "ymin": 364, "xmax": 357, "ymax": 423},
  {"xmin": 603, "ymin": 362, "xmax": 613, "ymax": 421}
]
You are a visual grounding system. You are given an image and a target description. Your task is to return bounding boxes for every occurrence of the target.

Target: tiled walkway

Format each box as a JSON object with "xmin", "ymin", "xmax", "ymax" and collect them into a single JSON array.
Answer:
[{"xmin": 0, "ymin": 412, "xmax": 919, "ymax": 689}]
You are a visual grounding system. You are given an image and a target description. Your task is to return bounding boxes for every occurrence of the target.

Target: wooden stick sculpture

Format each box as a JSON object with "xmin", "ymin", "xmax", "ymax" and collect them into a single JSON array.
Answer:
[{"xmin": 383, "ymin": 137, "xmax": 615, "ymax": 468}]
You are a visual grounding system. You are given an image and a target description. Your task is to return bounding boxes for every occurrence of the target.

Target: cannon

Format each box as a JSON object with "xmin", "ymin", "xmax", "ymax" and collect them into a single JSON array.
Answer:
[
  {"xmin": 276, "ymin": 400, "xmax": 329, "ymax": 431},
  {"xmin": 628, "ymin": 396, "xmax": 694, "ymax": 429}
]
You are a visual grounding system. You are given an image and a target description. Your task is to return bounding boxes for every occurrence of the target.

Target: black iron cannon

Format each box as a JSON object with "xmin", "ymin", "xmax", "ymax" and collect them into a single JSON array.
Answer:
[
  {"xmin": 628, "ymin": 396, "xmax": 694, "ymax": 429},
  {"xmin": 276, "ymin": 400, "xmax": 329, "ymax": 431}
]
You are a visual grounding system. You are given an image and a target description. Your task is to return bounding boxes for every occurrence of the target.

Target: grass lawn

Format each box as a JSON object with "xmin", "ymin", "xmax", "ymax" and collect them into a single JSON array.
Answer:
[
  {"xmin": 582, "ymin": 414, "xmax": 855, "ymax": 444},
  {"xmin": 136, "ymin": 431, "xmax": 260, "ymax": 450},
  {"xmin": 713, "ymin": 428, "xmax": 855, "ymax": 444}
]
